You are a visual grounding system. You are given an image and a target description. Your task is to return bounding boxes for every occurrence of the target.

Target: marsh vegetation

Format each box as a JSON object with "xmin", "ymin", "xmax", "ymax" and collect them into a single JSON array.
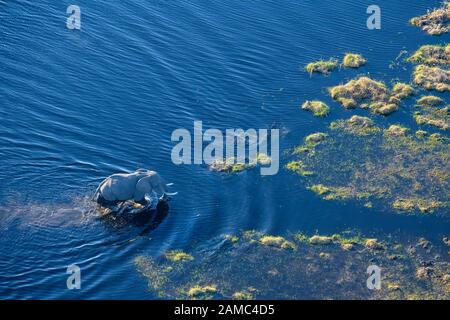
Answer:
[
  {"xmin": 135, "ymin": 231, "xmax": 450, "ymax": 300},
  {"xmin": 134, "ymin": 2, "xmax": 450, "ymax": 301},
  {"xmin": 287, "ymin": 120, "xmax": 449, "ymax": 214},
  {"xmin": 410, "ymin": 2, "xmax": 450, "ymax": 36}
]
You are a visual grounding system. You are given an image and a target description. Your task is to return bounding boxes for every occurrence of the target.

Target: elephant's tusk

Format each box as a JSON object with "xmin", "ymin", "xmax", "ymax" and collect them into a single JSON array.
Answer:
[{"xmin": 144, "ymin": 193, "xmax": 153, "ymax": 203}]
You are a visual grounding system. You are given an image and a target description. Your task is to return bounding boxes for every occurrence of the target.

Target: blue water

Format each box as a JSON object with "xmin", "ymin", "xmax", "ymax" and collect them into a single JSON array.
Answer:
[{"xmin": 0, "ymin": 0, "xmax": 449, "ymax": 299}]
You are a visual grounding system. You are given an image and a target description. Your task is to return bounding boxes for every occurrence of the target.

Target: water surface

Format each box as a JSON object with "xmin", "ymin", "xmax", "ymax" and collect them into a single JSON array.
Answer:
[{"xmin": 0, "ymin": 0, "xmax": 448, "ymax": 299}]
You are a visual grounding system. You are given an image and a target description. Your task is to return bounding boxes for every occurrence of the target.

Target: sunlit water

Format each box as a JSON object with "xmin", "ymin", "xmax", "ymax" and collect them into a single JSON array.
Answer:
[{"xmin": 0, "ymin": 0, "xmax": 449, "ymax": 299}]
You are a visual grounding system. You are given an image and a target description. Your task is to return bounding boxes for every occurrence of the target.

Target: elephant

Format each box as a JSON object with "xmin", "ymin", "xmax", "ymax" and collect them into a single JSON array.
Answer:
[{"xmin": 93, "ymin": 169, "xmax": 176, "ymax": 212}]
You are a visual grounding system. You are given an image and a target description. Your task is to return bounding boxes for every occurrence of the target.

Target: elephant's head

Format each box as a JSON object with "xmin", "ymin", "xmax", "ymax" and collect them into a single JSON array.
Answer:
[{"xmin": 133, "ymin": 171, "xmax": 177, "ymax": 203}]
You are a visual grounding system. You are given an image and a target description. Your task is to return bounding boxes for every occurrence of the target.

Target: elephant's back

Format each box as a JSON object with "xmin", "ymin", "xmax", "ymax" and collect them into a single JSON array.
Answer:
[{"xmin": 100, "ymin": 174, "xmax": 138, "ymax": 201}]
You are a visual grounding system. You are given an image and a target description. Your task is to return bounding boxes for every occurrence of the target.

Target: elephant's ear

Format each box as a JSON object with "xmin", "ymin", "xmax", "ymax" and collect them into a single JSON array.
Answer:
[{"xmin": 133, "ymin": 177, "xmax": 151, "ymax": 202}]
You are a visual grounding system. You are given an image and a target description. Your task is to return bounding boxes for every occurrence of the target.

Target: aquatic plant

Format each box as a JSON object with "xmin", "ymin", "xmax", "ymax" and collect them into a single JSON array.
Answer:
[
  {"xmin": 259, "ymin": 235, "xmax": 297, "ymax": 250},
  {"xmin": 407, "ymin": 44, "xmax": 450, "ymax": 65},
  {"xmin": 285, "ymin": 161, "xmax": 313, "ymax": 177},
  {"xmin": 390, "ymin": 83, "xmax": 414, "ymax": 101},
  {"xmin": 413, "ymin": 65, "xmax": 450, "ymax": 91},
  {"xmin": 340, "ymin": 243, "xmax": 354, "ymax": 251},
  {"xmin": 232, "ymin": 291, "xmax": 254, "ymax": 300},
  {"xmin": 231, "ymin": 163, "xmax": 249, "ymax": 173},
  {"xmin": 415, "ymin": 130, "xmax": 428, "ymax": 138},
  {"xmin": 384, "ymin": 125, "xmax": 409, "ymax": 137},
  {"xmin": 134, "ymin": 256, "xmax": 170, "ymax": 297},
  {"xmin": 329, "ymin": 77, "xmax": 413, "ymax": 115},
  {"xmin": 287, "ymin": 117, "xmax": 450, "ymax": 214},
  {"xmin": 256, "ymin": 153, "xmax": 272, "ymax": 166},
  {"xmin": 329, "ymin": 115, "xmax": 380, "ymax": 136},
  {"xmin": 287, "ymin": 132, "xmax": 328, "ymax": 163},
  {"xmin": 305, "ymin": 132, "xmax": 327, "ymax": 146},
  {"xmin": 242, "ymin": 230, "xmax": 263, "ymax": 239},
  {"xmin": 392, "ymin": 198, "xmax": 444, "ymax": 213},
  {"xmin": 294, "ymin": 233, "xmax": 309, "ymax": 243},
  {"xmin": 410, "ymin": 2, "xmax": 450, "ymax": 36},
  {"xmin": 306, "ymin": 59, "xmax": 339, "ymax": 75},
  {"xmin": 209, "ymin": 153, "xmax": 271, "ymax": 173},
  {"xmin": 414, "ymin": 96, "xmax": 449, "ymax": 130},
  {"xmin": 417, "ymin": 95, "xmax": 445, "ymax": 107},
  {"xmin": 415, "ymin": 107, "xmax": 449, "ymax": 130},
  {"xmin": 301, "ymin": 100, "xmax": 330, "ymax": 117},
  {"xmin": 209, "ymin": 158, "xmax": 236, "ymax": 172},
  {"xmin": 187, "ymin": 285, "xmax": 218, "ymax": 299},
  {"xmin": 165, "ymin": 250, "xmax": 194, "ymax": 263},
  {"xmin": 309, "ymin": 235, "xmax": 333, "ymax": 245},
  {"xmin": 364, "ymin": 238, "xmax": 384, "ymax": 250},
  {"xmin": 225, "ymin": 235, "xmax": 239, "ymax": 244},
  {"xmin": 342, "ymin": 53, "xmax": 367, "ymax": 68},
  {"xmin": 309, "ymin": 184, "xmax": 330, "ymax": 196},
  {"xmin": 329, "ymin": 77, "xmax": 388, "ymax": 109},
  {"xmin": 135, "ymin": 231, "xmax": 450, "ymax": 299},
  {"xmin": 443, "ymin": 237, "xmax": 450, "ymax": 246}
]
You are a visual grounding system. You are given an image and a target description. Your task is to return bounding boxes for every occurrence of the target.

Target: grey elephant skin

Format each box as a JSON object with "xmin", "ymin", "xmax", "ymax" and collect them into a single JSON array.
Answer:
[{"xmin": 93, "ymin": 169, "xmax": 175, "ymax": 205}]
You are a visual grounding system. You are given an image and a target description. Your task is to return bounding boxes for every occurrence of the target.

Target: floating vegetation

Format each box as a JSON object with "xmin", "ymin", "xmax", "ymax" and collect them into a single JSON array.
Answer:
[
  {"xmin": 287, "ymin": 117, "xmax": 449, "ymax": 214},
  {"xmin": 232, "ymin": 291, "xmax": 254, "ymax": 300},
  {"xmin": 414, "ymin": 96, "xmax": 449, "ymax": 130},
  {"xmin": 392, "ymin": 198, "xmax": 444, "ymax": 213},
  {"xmin": 301, "ymin": 100, "xmax": 330, "ymax": 117},
  {"xmin": 415, "ymin": 106, "xmax": 449, "ymax": 130},
  {"xmin": 407, "ymin": 44, "xmax": 450, "ymax": 65},
  {"xmin": 443, "ymin": 237, "xmax": 450, "ymax": 246},
  {"xmin": 135, "ymin": 231, "xmax": 450, "ymax": 299},
  {"xmin": 256, "ymin": 153, "xmax": 271, "ymax": 166},
  {"xmin": 209, "ymin": 153, "xmax": 271, "ymax": 173},
  {"xmin": 209, "ymin": 159, "xmax": 253, "ymax": 173},
  {"xmin": 133, "ymin": 2, "xmax": 450, "ymax": 301},
  {"xmin": 165, "ymin": 250, "xmax": 194, "ymax": 263},
  {"xmin": 410, "ymin": 2, "xmax": 450, "ymax": 36},
  {"xmin": 417, "ymin": 95, "xmax": 445, "ymax": 107},
  {"xmin": 330, "ymin": 116, "xmax": 380, "ymax": 136},
  {"xmin": 259, "ymin": 235, "xmax": 297, "ymax": 250},
  {"xmin": 391, "ymin": 83, "xmax": 415, "ymax": 101},
  {"xmin": 309, "ymin": 184, "xmax": 330, "ymax": 196},
  {"xmin": 384, "ymin": 125, "xmax": 409, "ymax": 137},
  {"xmin": 329, "ymin": 77, "xmax": 413, "ymax": 115},
  {"xmin": 285, "ymin": 132, "xmax": 329, "ymax": 174},
  {"xmin": 225, "ymin": 235, "xmax": 239, "ymax": 244},
  {"xmin": 304, "ymin": 132, "xmax": 327, "ymax": 146},
  {"xmin": 306, "ymin": 59, "xmax": 339, "ymax": 75},
  {"xmin": 416, "ymin": 130, "xmax": 428, "ymax": 138},
  {"xmin": 364, "ymin": 238, "xmax": 384, "ymax": 250},
  {"xmin": 187, "ymin": 285, "xmax": 218, "ymax": 299},
  {"xmin": 413, "ymin": 65, "xmax": 450, "ymax": 92},
  {"xmin": 134, "ymin": 256, "xmax": 170, "ymax": 297},
  {"xmin": 308, "ymin": 235, "xmax": 333, "ymax": 245},
  {"xmin": 285, "ymin": 160, "xmax": 313, "ymax": 177},
  {"xmin": 342, "ymin": 53, "xmax": 367, "ymax": 68}
]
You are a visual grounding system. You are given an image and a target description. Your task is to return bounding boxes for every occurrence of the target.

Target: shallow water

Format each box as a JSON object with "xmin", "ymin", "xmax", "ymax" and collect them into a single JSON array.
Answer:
[{"xmin": 0, "ymin": 0, "xmax": 449, "ymax": 299}]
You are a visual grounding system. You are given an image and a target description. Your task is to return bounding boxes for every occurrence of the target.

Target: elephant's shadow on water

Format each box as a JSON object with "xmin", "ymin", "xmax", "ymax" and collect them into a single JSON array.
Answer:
[{"xmin": 99, "ymin": 201, "xmax": 170, "ymax": 235}]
